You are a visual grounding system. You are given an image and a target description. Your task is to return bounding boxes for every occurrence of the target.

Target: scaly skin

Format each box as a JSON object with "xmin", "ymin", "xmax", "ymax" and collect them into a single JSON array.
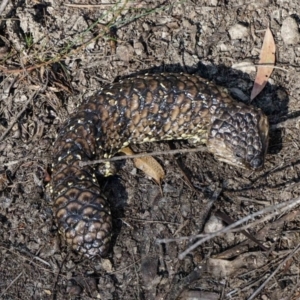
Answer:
[{"xmin": 51, "ymin": 73, "xmax": 269, "ymax": 257}]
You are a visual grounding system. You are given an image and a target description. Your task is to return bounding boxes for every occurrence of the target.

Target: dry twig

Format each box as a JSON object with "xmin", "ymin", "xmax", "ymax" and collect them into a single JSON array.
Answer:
[
  {"xmin": 177, "ymin": 196, "xmax": 300, "ymax": 260},
  {"xmin": 247, "ymin": 244, "xmax": 300, "ymax": 300},
  {"xmin": 79, "ymin": 146, "xmax": 207, "ymax": 166},
  {"xmin": 0, "ymin": 272, "xmax": 23, "ymax": 298},
  {"xmin": 0, "ymin": 0, "xmax": 9, "ymax": 15}
]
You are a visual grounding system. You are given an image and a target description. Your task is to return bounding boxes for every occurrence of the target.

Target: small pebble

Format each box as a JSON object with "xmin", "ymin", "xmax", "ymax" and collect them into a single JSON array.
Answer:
[
  {"xmin": 101, "ymin": 258, "xmax": 113, "ymax": 273},
  {"xmin": 113, "ymin": 246, "xmax": 122, "ymax": 259},
  {"xmin": 228, "ymin": 23, "xmax": 249, "ymax": 40},
  {"xmin": 116, "ymin": 43, "xmax": 134, "ymax": 62},
  {"xmin": 204, "ymin": 215, "xmax": 224, "ymax": 233},
  {"xmin": 208, "ymin": 0, "xmax": 218, "ymax": 6},
  {"xmin": 281, "ymin": 17, "xmax": 300, "ymax": 46},
  {"xmin": 133, "ymin": 41, "xmax": 144, "ymax": 56},
  {"xmin": 217, "ymin": 42, "xmax": 229, "ymax": 52},
  {"xmin": 0, "ymin": 196, "xmax": 12, "ymax": 209},
  {"xmin": 246, "ymin": 0, "xmax": 270, "ymax": 9}
]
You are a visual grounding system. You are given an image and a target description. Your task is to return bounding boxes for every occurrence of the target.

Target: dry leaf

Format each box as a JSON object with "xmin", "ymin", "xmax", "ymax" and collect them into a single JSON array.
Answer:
[
  {"xmin": 120, "ymin": 147, "xmax": 165, "ymax": 184},
  {"xmin": 250, "ymin": 26, "xmax": 276, "ymax": 101},
  {"xmin": 120, "ymin": 146, "xmax": 134, "ymax": 156}
]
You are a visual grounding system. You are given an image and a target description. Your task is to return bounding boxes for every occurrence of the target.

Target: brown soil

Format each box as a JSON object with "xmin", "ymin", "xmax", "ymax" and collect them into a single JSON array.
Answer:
[{"xmin": 1, "ymin": 1, "xmax": 300, "ymax": 299}]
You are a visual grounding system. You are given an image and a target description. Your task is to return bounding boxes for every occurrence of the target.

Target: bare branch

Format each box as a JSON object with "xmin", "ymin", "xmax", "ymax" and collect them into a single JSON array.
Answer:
[
  {"xmin": 177, "ymin": 196, "xmax": 300, "ymax": 260},
  {"xmin": 79, "ymin": 146, "xmax": 207, "ymax": 167}
]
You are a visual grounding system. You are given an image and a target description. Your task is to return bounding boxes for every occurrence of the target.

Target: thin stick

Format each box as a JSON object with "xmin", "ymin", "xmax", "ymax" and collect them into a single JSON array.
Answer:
[
  {"xmin": 0, "ymin": 272, "xmax": 23, "ymax": 298},
  {"xmin": 64, "ymin": 4, "xmax": 116, "ymax": 8},
  {"xmin": 0, "ymin": 0, "xmax": 10, "ymax": 15},
  {"xmin": 156, "ymin": 234, "xmax": 207, "ymax": 244},
  {"xmin": 270, "ymin": 116, "xmax": 300, "ymax": 129},
  {"xmin": 255, "ymin": 64, "xmax": 287, "ymax": 72},
  {"xmin": 110, "ymin": 258, "xmax": 142, "ymax": 274},
  {"xmin": 232, "ymin": 62, "xmax": 287, "ymax": 72},
  {"xmin": 247, "ymin": 244, "xmax": 300, "ymax": 300},
  {"xmin": 177, "ymin": 196, "xmax": 300, "ymax": 260},
  {"xmin": 123, "ymin": 217, "xmax": 181, "ymax": 225},
  {"xmin": 79, "ymin": 146, "xmax": 207, "ymax": 167},
  {"xmin": 215, "ymin": 210, "xmax": 269, "ymax": 251},
  {"xmin": 228, "ymin": 209, "xmax": 284, "ymax": 233}
]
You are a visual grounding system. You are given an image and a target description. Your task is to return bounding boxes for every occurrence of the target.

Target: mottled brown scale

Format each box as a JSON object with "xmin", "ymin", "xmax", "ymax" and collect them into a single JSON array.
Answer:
[{"xmin": 51, "ymin": 73, "xmax": 269, "ymax": 258}]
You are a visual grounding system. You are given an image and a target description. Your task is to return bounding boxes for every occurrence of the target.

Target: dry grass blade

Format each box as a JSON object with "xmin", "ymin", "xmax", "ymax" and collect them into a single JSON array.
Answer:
[{"xmin": 250, "ymin": 26, "xmax": 276, "ymax": 101}]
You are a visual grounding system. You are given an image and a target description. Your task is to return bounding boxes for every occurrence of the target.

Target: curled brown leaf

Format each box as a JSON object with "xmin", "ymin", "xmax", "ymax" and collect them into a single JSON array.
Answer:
[{"xmin": 120, "ymin": 147, "xmax": 165, "ymax": 184}]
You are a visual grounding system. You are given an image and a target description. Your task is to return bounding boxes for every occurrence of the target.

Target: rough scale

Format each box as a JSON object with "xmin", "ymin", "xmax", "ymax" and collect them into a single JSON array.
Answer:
[{"xmin": 51, "ymin": 73, "xmax": 269, "ymax": 257}]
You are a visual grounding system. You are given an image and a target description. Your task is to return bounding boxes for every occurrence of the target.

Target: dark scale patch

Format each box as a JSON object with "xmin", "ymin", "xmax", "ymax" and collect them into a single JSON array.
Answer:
[{"xmin": 51, "ymin": 73, "xmax": 269, "ymax": 258}]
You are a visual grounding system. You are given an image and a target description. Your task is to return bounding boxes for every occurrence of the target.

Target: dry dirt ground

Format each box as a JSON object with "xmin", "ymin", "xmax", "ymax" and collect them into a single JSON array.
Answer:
[{"xmin": 1, "ymin": 1, "xmax": 300, "ymax": 299}]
